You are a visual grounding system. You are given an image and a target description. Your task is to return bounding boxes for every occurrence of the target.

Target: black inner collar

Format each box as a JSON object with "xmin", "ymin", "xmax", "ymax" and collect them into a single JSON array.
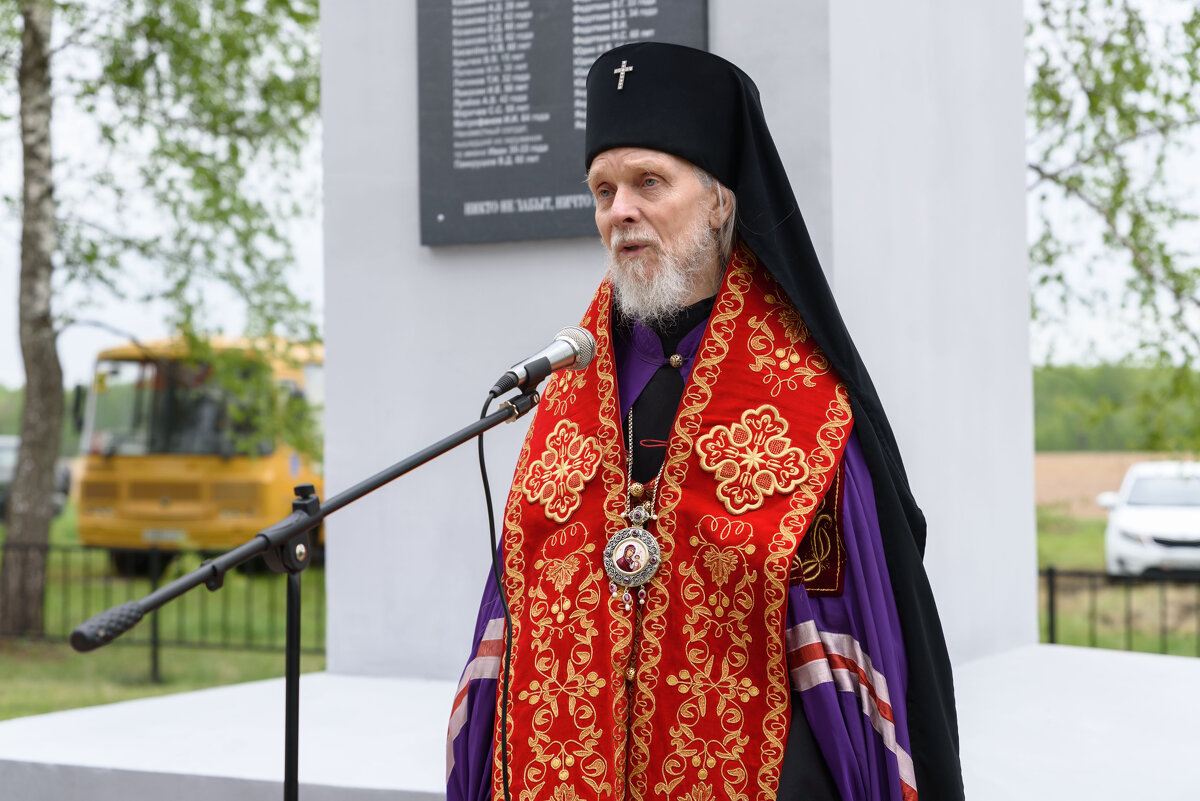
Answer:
[
  {"xmin": 626, "ymin": 293, "xmax": 717, "ymax": 484},
  {"xmin": 648, "ymin": 295, "xmax": 717, "ymax": 356}
]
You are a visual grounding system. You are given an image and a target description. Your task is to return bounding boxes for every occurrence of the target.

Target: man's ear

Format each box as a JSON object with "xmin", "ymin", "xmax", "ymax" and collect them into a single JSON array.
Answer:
[{"xmin": 708, "ymin": 183, "xmax": 732, "ymax": 230}]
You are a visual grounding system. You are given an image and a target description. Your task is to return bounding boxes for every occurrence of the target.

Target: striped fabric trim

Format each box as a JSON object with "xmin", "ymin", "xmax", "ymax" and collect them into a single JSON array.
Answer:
[
  {"xmin": 446, "ymin": 617, "xmax": 505, "ymax": 780},
  {"xmin": 785, "ymin": 621, "xmax": 918, "ymax": 800}
]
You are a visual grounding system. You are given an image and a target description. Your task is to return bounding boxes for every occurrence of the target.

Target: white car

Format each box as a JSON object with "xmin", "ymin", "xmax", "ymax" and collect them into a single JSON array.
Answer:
[{"xmin": 1099, "ymin": 461, "xmax": 1200, "ymax": 576}]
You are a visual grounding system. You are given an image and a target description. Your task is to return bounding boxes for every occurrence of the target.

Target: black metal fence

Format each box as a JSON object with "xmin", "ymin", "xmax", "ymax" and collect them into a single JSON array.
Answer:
[
  {"xmin": 8, "ymin": 547, "xmax": 1194, "ymax": 664},
  {"xmin": 1041, "ymin": 567, "xmax": 1200, "ymax": 656},
  {"xmin": 0, "ymin": 542, "xmax": 325, "ymax": 678}
]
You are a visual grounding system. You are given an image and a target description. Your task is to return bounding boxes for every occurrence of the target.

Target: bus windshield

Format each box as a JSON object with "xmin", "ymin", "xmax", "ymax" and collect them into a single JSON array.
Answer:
[{"xmin": 85, "ymin": 358, "xmax": 270, "ymax": 457}]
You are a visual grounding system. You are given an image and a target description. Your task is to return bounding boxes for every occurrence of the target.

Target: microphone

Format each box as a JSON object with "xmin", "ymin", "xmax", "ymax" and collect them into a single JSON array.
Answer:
[{"xmin": 490, "ymin": 326, "xmax": 596, "ymax": 396}]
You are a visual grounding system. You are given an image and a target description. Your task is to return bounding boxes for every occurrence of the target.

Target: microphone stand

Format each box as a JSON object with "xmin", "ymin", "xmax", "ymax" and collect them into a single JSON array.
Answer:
[{"xmin": 70, "ymin": 388, "xmax": 541, "ymax": 801}]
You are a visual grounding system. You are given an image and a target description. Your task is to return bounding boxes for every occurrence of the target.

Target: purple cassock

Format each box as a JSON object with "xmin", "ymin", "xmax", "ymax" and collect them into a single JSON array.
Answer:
[{"xmin": 446, "ymin": 318, "xmax": 917, "ymax": 801}]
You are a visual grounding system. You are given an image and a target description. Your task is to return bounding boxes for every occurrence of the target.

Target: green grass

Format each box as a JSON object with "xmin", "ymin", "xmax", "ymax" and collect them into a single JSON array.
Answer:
[
  {"xmin": 0, "ymin": 500, "xmax": 327, "ymax": 722},
  {"xmin": 1036, "ymin": 504, "xmax": 1200, "ymax": 657},
  {"xmin": 0, "ymin": 639, "xmax": 324, "ymax": 720},
  {"xmin": 41, "ymin": 548, "xmax": 327, "ymax": 650},
  {"xmin": 1038, "ymin": 574, "xmax": 1200, "ymax": 657},
  {"xmin": 1037, "ymin": 504, "xmax": 1106, "ymax": 570}
]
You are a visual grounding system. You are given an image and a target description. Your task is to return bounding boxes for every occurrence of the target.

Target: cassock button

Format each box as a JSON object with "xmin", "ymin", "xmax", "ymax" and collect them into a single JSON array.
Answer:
[
  {"xmin": 629, "ymin": 482, "xmax": 645, "ymax": 499},
  {"xmin": 625, "ymin": 666, "xmax": 636, "ymax": 681},
  {"xmin": 669, "ymin": 354, "xmax": 684, "ymax": 368}
]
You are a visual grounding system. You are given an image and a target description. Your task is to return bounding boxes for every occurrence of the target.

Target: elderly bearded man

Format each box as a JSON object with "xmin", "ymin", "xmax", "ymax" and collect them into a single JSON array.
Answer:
[{"xmin": 446, "ymin": 43, "xmax": 963, "ymax": 801}]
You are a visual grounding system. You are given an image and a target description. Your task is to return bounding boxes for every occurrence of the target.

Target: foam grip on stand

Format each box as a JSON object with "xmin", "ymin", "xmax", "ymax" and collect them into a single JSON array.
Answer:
[{"xmin": 70, "ymin": 600, "xmax": 144, "ymax": 652}]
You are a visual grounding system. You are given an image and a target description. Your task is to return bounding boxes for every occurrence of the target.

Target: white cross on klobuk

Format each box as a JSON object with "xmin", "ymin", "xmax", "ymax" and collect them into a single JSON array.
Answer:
[{"xmin": 613, "ymin": 60, "xmax": 634, "ymax": 90}]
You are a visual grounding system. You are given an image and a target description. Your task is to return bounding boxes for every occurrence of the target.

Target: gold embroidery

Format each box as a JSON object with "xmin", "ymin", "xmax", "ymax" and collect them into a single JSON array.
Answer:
[
  {"xmin": 680, "ymin": 785, "xmax": 718, "ymax": 801},
  {"xmin": 661, "ymin": 654, "xmax": 760, "ymax": 793},
  {"xmin": 630, "ymin": 249, "xmax": 756, "ymax": 797},
  {"xmin": 541, "ymin": 555, "xmax": 581, "ymax": 594},
  {"xmin": 502, "ymin": 288, "xmax": 627, "ymax": 801},
  {"xmin": 518, "ymin": 660, "xmax": 606, "ymax": 716},
  {"xmin": 496, "ymin": 430, "xmax": 534, "ymax": 797},
  {"xmin": 520, "ymin": 520, "xmax": 612, "ymax": 798},
  {"xmin": 681, "ymin": 781, "xmax": 715, "ymax": 801},
  {"xmin": 550, "ymin": 785, "xmax": 583, "ymax": 801},
  {"xmin": 522, "ymin": 420, "xmax": 602, "ymax": 523},
  {"xmin": 592, "ymin": 282, "xmax": 635, "ymax": 794},
  {"xmin": 755, "ymin": 517, "xmax": 794, "ymax": 801},
  {"xmin": 763, "ymin": 293, "xmax": 808, "ymax": 341},
  {"xmin": 667, "ymin": 657, "xmax": 762, "ymax": 713},
  {"xmin": 542, "ymin": 366, "xmax": 589, "ymax": 416},
  {"xmin": 660, "ymin": 512, "xmax": 775, "ymax": 799},
  {"xmin": 682, "ymin": 516, "xmax": 758, "ymax": 648},
  {"xmin": 702, "ymin": 548, "xmax": 739, "ymax": 585},
  {"xmin": 778, "ymin": 384, "xmax": 854, "ymax": 546},
  {"xmin": 531, "ymin": 523, "xmax": 601, "ymax": 635},
  {"xmin": 747, "ymin": 308, "xmax": 832, "ymax": 397},
  {"xmin": 696, "ymin": 405, "xmax": 809, "ymax": 515}
]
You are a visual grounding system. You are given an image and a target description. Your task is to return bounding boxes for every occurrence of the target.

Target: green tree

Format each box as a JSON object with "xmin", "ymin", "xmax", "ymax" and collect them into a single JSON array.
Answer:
[
  {"xmin": 1033, "ymin": 364, "xmax": 1200, "ymax": 450},
  {"xmin": 1027, "ymin": 1, "xmax": 1200, "ymax": 423},
  {"xmin": 0, "ymin": 0, "xmax": 320, "ymax": 636}
]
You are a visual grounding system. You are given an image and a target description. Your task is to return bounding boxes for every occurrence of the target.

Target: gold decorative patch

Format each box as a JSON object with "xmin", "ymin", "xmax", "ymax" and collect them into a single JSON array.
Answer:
[
  {"xmin": 522, "ymin": 420, "xmax": 602, "ymax": 523},
  {"xmin": 695, "ymin": 405, "xmax": 809, "ymax": 515}
]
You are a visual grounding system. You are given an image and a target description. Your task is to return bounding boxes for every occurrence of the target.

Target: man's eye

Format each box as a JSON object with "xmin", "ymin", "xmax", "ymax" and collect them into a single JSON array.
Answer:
[
  {"xmin": 595, "ymin": 188, "xmax": 612, "ymax": 199},
  {"xmin": 644, "ymin": 178, "xmax": 658, "ymax": 187}
]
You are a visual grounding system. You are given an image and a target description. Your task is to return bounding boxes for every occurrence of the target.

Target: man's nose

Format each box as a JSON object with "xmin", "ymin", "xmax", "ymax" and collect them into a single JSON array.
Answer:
[{"xmin": 608, "ymin": 186, "xmax": 640, "ymax": 225}]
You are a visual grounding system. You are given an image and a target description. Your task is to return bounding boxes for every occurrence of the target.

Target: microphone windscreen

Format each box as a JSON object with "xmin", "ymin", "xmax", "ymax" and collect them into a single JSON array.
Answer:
[{"xmin": 555, "ymin": 326, "xmax": 596, "ymax": 370}]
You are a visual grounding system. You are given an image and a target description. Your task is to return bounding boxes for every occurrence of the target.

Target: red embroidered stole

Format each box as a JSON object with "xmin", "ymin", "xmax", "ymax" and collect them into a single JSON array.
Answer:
[{"xmin": 497, "ymin": 246, "xmax": 854, "ymax": 800}]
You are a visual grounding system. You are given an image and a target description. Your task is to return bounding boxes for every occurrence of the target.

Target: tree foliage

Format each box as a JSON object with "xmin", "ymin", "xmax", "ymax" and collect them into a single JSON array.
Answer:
[
  {"xmin": 0, "ymin": 0, "xmax": 320, "ymax": 635},
  {"xmin": 55, "ymin": 0, "xmax": 320, "ymax": 340},
  {"xmin": 1027, "ymin": 0, "xmax": 1200, "ymax": 369},
  {"xmin": 1034, "ymin": 364, "xmax": 1200, "ymax": 450}
]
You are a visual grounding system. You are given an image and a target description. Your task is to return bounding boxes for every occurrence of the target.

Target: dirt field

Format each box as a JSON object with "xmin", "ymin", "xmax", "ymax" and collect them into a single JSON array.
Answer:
[{"xmin": 1035, "ymin": 451, "xmax": 1196, "ymax": 519}]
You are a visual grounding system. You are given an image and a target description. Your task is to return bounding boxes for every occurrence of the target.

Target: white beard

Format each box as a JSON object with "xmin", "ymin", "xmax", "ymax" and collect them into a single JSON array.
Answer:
[{"xmin": 606, "ymin": 215, "xmax": 720, "ymax": 327}]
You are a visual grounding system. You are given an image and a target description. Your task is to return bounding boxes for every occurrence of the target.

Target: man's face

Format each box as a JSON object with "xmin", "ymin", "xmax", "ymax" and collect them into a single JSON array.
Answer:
[
  {"xmin": 587, "ymin": 148, "xmax": 716, "ymax": 272},
  {"xmin": 586, "ymin": 147, "xmax": 723, "ymax": 323}
]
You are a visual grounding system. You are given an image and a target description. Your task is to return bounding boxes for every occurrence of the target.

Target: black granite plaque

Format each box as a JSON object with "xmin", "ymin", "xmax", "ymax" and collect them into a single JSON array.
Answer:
[{"xmin": 416, "ymin": 0, "xmax": 708, "ymax": 246}]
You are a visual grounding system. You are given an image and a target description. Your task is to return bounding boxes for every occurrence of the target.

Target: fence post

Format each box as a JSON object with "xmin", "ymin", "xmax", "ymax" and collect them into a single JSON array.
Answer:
[
  {"xmin": 1087, "ymin": 574, "xmax": 1098, "ymax": 647},
  {"xmin": 1125, "ymin": 581, "xmax": 1133, "ymax": 651},
  {"xmin": 149, "ymin": 548, "xmax": 162, "ymax": 684},
  {"xmin": 1046, "ymin": 567, "xmax": 1057, "ymax": 645},
  {"xmin": 1160, "ymin": 582, "xmax": 1168, "ymax": 655}
]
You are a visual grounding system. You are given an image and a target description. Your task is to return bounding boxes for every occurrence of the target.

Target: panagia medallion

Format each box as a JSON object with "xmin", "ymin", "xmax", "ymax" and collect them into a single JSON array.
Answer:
[{"xmin": 603, "ymin": 509, "xmax": 661, "ymax": 611}]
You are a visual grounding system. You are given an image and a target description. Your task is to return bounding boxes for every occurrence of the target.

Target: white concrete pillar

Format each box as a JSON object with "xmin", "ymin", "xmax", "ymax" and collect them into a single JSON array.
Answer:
[{"xmin": 322, "ymin": 0, "xmax": 1033, "ymax": 679}]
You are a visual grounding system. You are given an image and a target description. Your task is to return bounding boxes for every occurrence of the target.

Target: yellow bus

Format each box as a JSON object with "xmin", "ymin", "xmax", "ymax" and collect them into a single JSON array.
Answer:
[{"xmin": 74, "ymin": 337, "xmax": 324, "ymax": 575}]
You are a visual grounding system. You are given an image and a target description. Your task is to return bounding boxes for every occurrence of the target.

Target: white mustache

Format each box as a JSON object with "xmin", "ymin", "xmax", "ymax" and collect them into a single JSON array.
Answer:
[{"xmin": 609, "ymin": 229, "xmax": 662, "ymax": 255}]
